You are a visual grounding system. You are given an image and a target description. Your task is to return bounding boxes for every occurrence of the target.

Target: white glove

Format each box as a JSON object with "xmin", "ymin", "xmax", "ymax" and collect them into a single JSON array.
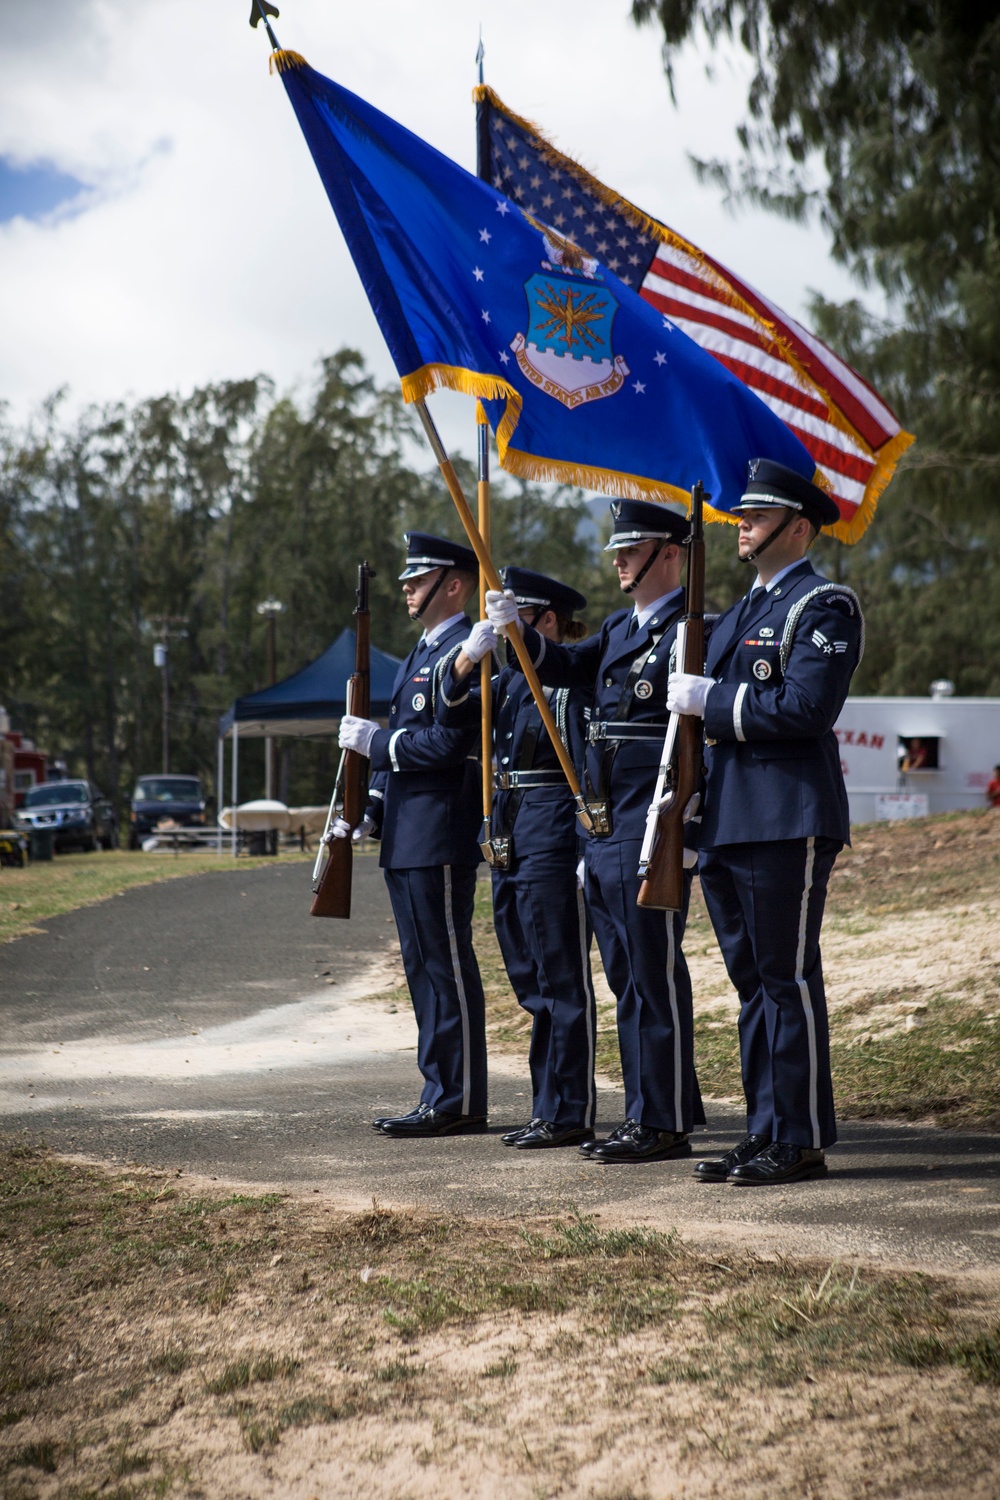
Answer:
[
  {"xmin": 351, "ymin": 814, "xmax": 375, "ymax": 846},
  {"xmin": 683, "ymin": 847, "xmax": 698, "ymax": 869},
  {"xmin": 575, "ymin": 856, "xmax": 586, "ymax": 890},
  {"xmin": 339, "ymin": 715, "xmax": 378, "ymax": 755},
  {"xmin": 666, "ymin": 672, "xmax": 714, "ymax": 718},
  {"xmin": 328, "ymin": 814, "xmax": 374, "ymax": 845},
  {"xmin": 485, "ymin": 588, "xmax": 522, "ymax": 635},
  {"xmin": 463, "ymin": 619, "xmax": 499, "ymax": 663}
]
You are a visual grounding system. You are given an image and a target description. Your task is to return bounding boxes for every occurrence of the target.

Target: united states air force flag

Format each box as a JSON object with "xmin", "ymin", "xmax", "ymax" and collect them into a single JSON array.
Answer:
[{"xmin": 275, "ymin": 54, "xmax": 816, "ymax": 514}]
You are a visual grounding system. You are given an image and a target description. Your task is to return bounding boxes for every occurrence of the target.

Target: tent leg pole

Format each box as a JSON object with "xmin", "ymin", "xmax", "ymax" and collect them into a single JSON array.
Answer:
[
  {"xmin": 265, "ymin": 734, "xmax": 273, "ymax": 800},
  {"xmin": 231, "ymin": 724, "xmax": 238, "ymax": 858},
  {"xmin": 217, "ymin": 734, "xmax": 223, "ymax": 855}
]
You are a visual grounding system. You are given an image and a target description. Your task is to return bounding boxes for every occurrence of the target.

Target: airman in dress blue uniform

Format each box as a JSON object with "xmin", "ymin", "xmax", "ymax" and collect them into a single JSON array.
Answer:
[
  {"xmin": 487, "ymin": 501, "xmax": 705, "ymax": 1163},
  {"xmin": 668, "ymin": 460, "xmax": 864, "ymax": 1185},
  {"xmin": 438, "ymin": 568, "xmax": 597, "ymax": 1149},
  {"xmin": 337, "ymin": 532, "xmax": 488, "ymax": 1137}
]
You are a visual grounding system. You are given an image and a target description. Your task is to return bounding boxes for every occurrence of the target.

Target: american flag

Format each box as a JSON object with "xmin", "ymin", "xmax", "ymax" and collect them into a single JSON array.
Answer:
[{"xmin": 476, "ymin": 87, "xmax": 913, "ymax": 541}]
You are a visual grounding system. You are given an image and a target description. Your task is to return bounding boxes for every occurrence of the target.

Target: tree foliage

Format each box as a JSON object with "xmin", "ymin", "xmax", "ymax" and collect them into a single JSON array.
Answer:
[{"xmin": 632, "ymin": 1, "xmax": 1000, "ymax": 695}]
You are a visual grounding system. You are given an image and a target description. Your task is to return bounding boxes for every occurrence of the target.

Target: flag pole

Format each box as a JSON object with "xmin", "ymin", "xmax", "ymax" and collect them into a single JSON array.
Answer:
[
  {"xmin": 476, "ymin": 408, "xmax": 494, "ymax": 833},
  {"xmin": 474, "ymin": 33, "xmax": 494, "ymax": 838},
  {"xmin": 248, "ymin": 0, "xmax": 282, "ymax": 51},
  {"xmin": 415, "ymin": 401, "xmax": 594, "ymax": 834}
]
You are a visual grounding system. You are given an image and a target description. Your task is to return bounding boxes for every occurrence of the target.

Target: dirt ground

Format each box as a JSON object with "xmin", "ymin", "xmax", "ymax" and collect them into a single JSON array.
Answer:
[
  {"xmin": 3, "ymin": 810, "xmax": 1000, "ymax": 1497},
  {"xmin": 1, "ymin": 1148, "xmax": 999, "ymax": 1500}
]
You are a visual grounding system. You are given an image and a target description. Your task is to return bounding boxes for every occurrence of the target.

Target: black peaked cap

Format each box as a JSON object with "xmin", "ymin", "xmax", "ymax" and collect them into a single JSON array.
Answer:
[
  {"xmin": 739, "ymin": 459, "xmax": 841, "ymax": 530},
  {"xmin": 500, "ymin": 565, "xmax": 586, "ymax": 617},
  {"xmin": 605, "ymin": 497, "xmax": 689, "ymax": 550},
  {"xmin": 399, "ymin": 531, "xmax": 479, "ymax": 580}
]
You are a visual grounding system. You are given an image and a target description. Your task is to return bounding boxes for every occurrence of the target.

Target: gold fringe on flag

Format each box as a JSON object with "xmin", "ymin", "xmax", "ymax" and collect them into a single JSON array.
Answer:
[
  {"xmin": 269, "ymin": 49, "xmax": 307, "ymax": 74},
  {"xmin": 831, "ymin": 428, "xmax": 915, "ymax": 544},
  {"xmin": 400, "ymin": 361, "xmax": 696, "ymax": 508}
]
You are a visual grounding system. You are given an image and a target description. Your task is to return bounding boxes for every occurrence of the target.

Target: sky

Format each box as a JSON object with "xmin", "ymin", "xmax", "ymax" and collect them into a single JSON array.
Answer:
[{"xmin": 0, "ymin": 0, "xmax": 866, "ymax": 463}]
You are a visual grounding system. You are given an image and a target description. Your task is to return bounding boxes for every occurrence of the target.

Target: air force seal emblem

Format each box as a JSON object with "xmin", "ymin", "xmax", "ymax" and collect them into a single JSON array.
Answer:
[
  {"xmin": 411, "ymin": 692, "xmax": 426, "ymax": 711},
  {"xmin": 752, "ymin": 659, "xmax": 772, "ymax": 681},
  {"xmin": 512, "ymin": 235, "xmax": 629, "ymax": 410},
  {"xmin": 634, "ymin": 680, "xmax": 653, "ymax": 700}
]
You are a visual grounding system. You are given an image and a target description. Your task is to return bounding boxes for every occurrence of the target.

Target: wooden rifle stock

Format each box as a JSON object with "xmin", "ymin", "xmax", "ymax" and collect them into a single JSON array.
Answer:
[
  {"xmin": 310, "ymin": 562, "xmax": 374, "ymax": 918},
  {"xmin": 636, "ymin": 483, "xmax": 706, "ymax": 912}
]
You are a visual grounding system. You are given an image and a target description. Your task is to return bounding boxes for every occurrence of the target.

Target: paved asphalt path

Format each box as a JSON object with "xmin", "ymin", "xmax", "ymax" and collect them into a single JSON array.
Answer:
[{"xmin": 2, "ymin": 858, "xmax": 998, "ymax": 1273}]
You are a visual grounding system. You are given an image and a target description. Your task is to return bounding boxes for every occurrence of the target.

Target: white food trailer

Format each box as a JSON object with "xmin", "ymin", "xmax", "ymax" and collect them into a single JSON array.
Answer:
[{"xmin": 834, "ymin": 693, "xmax": 1000, "ymax": 824}]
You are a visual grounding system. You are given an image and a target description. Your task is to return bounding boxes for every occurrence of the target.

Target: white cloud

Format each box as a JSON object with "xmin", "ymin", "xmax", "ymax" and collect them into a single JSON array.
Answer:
[{"xmin": 0, "ymin": 0, "xmax": 866, "ymax": 461}]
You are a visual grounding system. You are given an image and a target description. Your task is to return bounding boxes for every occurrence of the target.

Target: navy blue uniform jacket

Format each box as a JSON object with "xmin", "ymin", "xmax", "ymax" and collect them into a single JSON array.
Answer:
[
  {"xmin": 508, "ymin": 595, "xmax": 685, "ymax": 845},
  {"xmin": 701, "ymin": 561, "xmax": 863, "ymax": 848},
  {"xmin": 366, "ymin": 616, "xmax": 482, "ymax": 868},
  {"xmin": 438, "ymin": 660, "xmax": 588, "ymax": 869}
]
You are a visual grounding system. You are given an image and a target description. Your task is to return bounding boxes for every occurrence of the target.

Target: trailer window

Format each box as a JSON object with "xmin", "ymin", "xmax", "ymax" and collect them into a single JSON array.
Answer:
[{"xmin": 897, "ymin": 736, "xmax": 940, "ymax": 771}]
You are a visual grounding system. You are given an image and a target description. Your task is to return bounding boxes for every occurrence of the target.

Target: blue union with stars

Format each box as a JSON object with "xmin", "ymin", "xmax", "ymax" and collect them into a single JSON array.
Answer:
[{"xmin": 278, "ymin": 57, "xmax": 814, "ymax": 509}]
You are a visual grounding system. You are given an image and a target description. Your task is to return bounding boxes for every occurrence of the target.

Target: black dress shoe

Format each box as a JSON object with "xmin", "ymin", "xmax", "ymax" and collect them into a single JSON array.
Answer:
[
  {"xmin": 693, "ymin": 1133, "xmax": 771, "ymax": 1182},
  {"xmin": 588, "ymin": 1119, "xmax": 691, "ymax": 1163},
  {"xmin": 501, "ymin": 1118, "xmax": 543, "ymax": 1146},
  {"xmin": 515, "ymin": 1122, "xmax": 595, "ymax": 1150},
  {"xmin": 372, "ymin": 1103, "xmax": 428, "ymax": 1132},
  {"xmin": 729, "ymin": 1142, "xmax": 827, "ymax": 1186},
  {"xmin": 379, "ymin": 1107, "xmax": 488, "ymax": 1138},
  {"xmin": 579, "ymin": 1119, "xmax": 631, "ymax": 1156}
]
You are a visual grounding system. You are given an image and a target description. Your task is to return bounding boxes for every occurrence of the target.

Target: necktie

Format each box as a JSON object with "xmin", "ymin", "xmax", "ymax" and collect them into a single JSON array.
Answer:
[
  {"xmin": 738, "ymin": 588, "xmax": 762, "ymax": 627},
  {"xmin": 625, "ymin": 612, "xmax": 638, "ymax": 639}
]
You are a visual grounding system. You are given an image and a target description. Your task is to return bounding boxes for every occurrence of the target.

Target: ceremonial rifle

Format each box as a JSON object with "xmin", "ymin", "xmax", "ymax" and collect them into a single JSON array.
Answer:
[
  {"xmin": 310, "ymin": 561, "xmax": 374, "ymax": 918},
  {"xmin": 636, "ymin": 482, "xmax": 706, "ymax": 911}
]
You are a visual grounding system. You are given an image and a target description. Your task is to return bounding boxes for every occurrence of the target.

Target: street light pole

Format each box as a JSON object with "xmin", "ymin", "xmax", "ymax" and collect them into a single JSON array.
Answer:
[{"xmin": 256, "ymin": 598, "xmax": 286, "ymax": 800}]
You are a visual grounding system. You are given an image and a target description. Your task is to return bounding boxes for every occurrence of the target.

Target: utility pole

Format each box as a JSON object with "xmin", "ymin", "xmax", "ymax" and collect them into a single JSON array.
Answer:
[
  {"xmin": 256, "ymin": 598, "xmax": 285, "ymax": 799},
  {"xmin": 149, "ymin": 617, "xmax": 187, "ymax": 775}
]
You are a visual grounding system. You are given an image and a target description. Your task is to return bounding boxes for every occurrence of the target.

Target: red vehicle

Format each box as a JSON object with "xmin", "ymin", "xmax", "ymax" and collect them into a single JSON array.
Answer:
[{"xmin": 3, "ymin": 730, "xmax": 49, "ymax": 809}]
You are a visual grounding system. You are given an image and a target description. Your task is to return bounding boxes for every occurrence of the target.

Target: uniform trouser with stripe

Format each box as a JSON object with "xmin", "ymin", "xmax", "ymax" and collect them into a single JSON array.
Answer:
[
  {"xmin": 698, "ymin": 837, "xmax": 841, "ymax": 1149},
  {"xmin": 384, "ymin": 865, "xmax": 488, "ymax": 1117},
  {"xmin": 585, "ymin": 837, "xmax": 704, "ymax": 1134},
  {"xmin": 491, "ymin": 860, "xmax": 597, "ymax": 1128}
]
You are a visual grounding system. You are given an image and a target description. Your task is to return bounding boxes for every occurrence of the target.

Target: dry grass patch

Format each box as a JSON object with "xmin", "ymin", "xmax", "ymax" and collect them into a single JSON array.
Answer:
[{"xmin": 2, "ymin": 1143, "xmax": 999, "ymax": 1498}]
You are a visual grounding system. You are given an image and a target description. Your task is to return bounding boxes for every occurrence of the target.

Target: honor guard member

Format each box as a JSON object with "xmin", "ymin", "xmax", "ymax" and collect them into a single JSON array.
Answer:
[
  {"xmin": 668, "ymin": 459, "xmax": 863, "ymax": 1185},
  {"xmin": 439, "ymin": 568, "xmax": 597, "ymax": 1149},
  {"xmin": 336, "ymin": 532, "xmax": 488, "ymax": 1137},
  {"xmin": 487, "ymin": 500, "xmax": 704, "ymax": 1163}
]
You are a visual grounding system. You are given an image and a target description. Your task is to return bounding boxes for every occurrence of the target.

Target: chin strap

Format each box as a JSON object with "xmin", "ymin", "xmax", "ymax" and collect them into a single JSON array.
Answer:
[
  {"xmin": 415, "ymin": 567, "xmax": 451, "ymax": 619},
  {"xmin": 622, "ymin": 538, "xmax": 664, "ymax": 595},
  {"xmin": 741, "ymin": 509, "xmax": 796, "ymax": 565}
]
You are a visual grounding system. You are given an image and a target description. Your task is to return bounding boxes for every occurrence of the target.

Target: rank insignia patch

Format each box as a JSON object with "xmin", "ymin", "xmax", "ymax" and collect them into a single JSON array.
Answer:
[
  {"xmin": 810, "ymin": 629, "xmax": 848, "ymax": 656},
  {"xmin": 752, "ymin": 658, "xmax": 772, "ymax": 680}
]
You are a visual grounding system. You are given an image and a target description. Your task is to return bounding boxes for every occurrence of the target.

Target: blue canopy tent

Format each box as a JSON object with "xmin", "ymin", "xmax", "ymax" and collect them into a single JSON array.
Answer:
[
  {"xmin": 216, "ymin": 628, "xmax": 402, "ymax": 851},
  {"xmin": 219, "ymin": 628, "xmax": 401, "ymax": 738}
]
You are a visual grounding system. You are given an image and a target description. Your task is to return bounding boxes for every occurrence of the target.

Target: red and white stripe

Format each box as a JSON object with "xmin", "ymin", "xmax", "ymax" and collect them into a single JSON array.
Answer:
[{"xmin": 640, "ymin": 239, "xmax": 905, "ymax": 524}]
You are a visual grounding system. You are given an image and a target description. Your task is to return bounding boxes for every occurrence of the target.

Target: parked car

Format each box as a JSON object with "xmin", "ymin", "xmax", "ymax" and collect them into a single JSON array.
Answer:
[
  {"xmin": 129, "ymin": 774, "xmax": 207, "ymax": 848},
  {"xmin": 18, "ymin": 779, "xmax": 118, "ymax": 852}
]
